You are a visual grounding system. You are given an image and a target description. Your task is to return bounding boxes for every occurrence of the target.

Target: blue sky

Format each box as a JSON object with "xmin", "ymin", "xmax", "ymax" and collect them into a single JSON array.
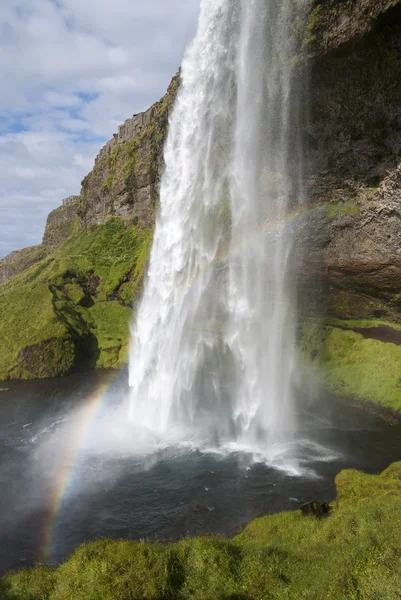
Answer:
[{"xmin": 0, "ymin": 0, "xmax": 200, "ymax": 258}]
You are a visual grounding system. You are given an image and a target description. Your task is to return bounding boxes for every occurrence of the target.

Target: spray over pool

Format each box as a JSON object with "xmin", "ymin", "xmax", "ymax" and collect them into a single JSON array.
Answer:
[{"xmin": 128, "ymin": 0, "xmax": 307, "ymax": 466}]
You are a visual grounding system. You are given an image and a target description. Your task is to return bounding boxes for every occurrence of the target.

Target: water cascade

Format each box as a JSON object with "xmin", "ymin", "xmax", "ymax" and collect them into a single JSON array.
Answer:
[{"xmin": 129, "ymin": 0, "xmax": 306, "ymax": 453}]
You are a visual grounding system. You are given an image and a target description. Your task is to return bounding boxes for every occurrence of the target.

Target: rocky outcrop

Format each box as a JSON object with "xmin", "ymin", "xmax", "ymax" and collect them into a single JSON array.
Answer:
[
  {"xmin": 0, "ymin": 195, "xmax": 80, "ymax": 285},
  {"xmin": 43, "ymin": 195, "xmax": 80, "ymax": 249},
  {"xmin": 13, "ymin": 337, "xmax": 76, "ymax": 380},
  {"xmin": 298, "ymin": 0, "xmax": 401, "ymax": 322},
  {"xmin": 0, "ymin": 245, "xmax": 48, "ymax": 284},
  {"xmin": 306, "ymin": 0, "xmax": 400, "ymax": 56}
]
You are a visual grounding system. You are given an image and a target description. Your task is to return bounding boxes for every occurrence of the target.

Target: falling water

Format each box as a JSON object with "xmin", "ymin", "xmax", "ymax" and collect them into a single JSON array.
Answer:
[{"xmin": 129, "ymin": 0, "xmax": 306, "ymax": 454}]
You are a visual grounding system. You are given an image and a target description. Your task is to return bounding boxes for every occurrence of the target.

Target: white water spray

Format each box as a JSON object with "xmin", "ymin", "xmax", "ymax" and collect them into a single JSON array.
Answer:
[{"xmin": 129, "ymin": 0, "xmax": 306, "ymax": 452}]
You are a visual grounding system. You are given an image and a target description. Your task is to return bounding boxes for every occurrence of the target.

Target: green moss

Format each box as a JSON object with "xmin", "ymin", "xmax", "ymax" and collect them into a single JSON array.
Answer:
[
  {"xmin": 122, "ymin": 140, "xmax": 140, "ymax": 183},
  {"xmin": 51, "ymin": 539, "xmax": 174, "ymax": 600},
  {"xmin": 3, "ymin": 462, "xmax": 401, "ymax": 599},
  {"xmin": 300, "ymin": 319, "xmax": 401, "ymax": 411},
  {"xmin": 323, "ymin": 287, "xmax": 397, "ymax": 323},
  {"xmin": 11, "ymin": 337, "xmax": 76, "ymax": 380},
  {"xmin": 308, "ymin": 3, "xmax": 325, "ymax": 32},
  {"xmin": 64, "ymin": 283, "xmax": 85, "ymax": 304},
  {"xmin": 0, "ymin": 217, "xmax": 152, "ymax": 380},
  {"xmin": 0, "ymin": 279, "xmax": 69, "ymax": 380},
  {"xmin": 104, "ymin": 173, "xmax": 113, "ymax": 192},
  {"xmin": 108, "ymin": 146, "xmax": 120, "ymax": 172},
  {"xmin": 325, "ymin": 199, "xmax": 360, "ymax": 218},
  {"xmin": 82, "ymin": 301, "xmax": 131, "ymax": 369},
  {"xmin": 304, "ymin": 0, "xmax": 363, "ymax": 49}
]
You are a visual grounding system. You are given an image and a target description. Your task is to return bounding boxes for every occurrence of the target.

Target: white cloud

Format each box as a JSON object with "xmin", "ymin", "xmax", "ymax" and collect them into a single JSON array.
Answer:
[{"xmin": 0, "ymin": 0, "xmax": 200, "ymax": 258}]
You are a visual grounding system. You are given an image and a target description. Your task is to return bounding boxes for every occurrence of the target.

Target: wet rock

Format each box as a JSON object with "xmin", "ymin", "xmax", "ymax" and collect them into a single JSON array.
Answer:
[
  {"xmin": 193, "ymin": 505, "xmax": 210, "ymax": 513},
  {"xmin": 300, "ymin": 501, "xmax": 331, "ymax": 518}
]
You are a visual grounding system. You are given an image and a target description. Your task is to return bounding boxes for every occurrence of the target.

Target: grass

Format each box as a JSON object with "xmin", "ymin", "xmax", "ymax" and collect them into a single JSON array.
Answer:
[
  {"xmin": 2, "ymin": 462, "xmax": 401, "ymax": 599},
  {"xmin": 324, "ymin": 199, "xmax": 360, "ymax": 218},
  {"xmin": 0, "ymin": 217, "xmax": 152, "ymax": 381},
  {"xmin": 300, "ymin": 319, "xmax": 401, "ymax": 411}
]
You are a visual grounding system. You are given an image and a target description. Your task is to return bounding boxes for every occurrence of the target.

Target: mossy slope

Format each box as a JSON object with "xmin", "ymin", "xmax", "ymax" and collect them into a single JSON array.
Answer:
[
  {"xmin": 2, "ymin": 462, "xmax": 401, "ymax": 599},
  {"xmin": 0, "ymin": 217, "xmax": 152, "ymax": 381},
  {"xmin": 300, "ymin": 319, "xmax": 401, "ymax": 412}
]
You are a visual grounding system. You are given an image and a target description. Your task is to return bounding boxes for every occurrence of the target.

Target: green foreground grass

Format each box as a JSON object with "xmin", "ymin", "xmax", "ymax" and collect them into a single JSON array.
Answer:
[
  {"xmin": 2, "ymin": 463, "xmax": 401, "ymax": 600},
  {"xmin": 0, "ymin": 217, "xmax": 152, "ymax": 380}
]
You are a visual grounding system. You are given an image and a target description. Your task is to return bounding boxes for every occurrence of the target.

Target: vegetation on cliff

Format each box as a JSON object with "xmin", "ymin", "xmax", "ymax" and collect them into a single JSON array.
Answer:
[
  {"xmin": 2, "ymin": 462, "xmax": 401, "ymax": 599},
  {"xmin": 0, "ymin": 217, "xmax": 152, "ymax": 380},
  {"xmin": 305, "ymin": 0, "xmax": 401, "ymax": 53},
  {"xmin": 301, "ymin": 319, "xmax": 401, "ymax": 412},
  {"xmin": 78, "ymin": 73, "xmax": 180, "ymax": 230}
]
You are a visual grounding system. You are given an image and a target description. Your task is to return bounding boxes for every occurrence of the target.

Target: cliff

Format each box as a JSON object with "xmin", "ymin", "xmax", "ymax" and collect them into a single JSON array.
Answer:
[
  {"xmin": 297, "ymin": 0, "xmax": 401, "ymax": 410},
  {"xmin": 0, "ymin": 74, "xmax": 179, "ymax": 380},
  {"xmin": 1, "ymin": 0, "xmax": 401, "ymax": 416}
]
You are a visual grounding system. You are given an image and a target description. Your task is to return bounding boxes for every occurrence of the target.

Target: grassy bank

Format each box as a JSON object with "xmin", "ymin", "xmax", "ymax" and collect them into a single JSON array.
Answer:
[
  {"xmin": 300, "ymin": 319, "xmax": 401, "ymax": 413},
  {"xmin": 2, "ymin": 462, "xmax": 401, "ymax": 599}
]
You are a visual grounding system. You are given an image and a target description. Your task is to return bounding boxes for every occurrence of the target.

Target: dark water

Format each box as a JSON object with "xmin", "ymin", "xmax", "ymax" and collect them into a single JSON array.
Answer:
[{"xmin": 0, "ymin": 370, "xmax": 400, "ymax": 575}]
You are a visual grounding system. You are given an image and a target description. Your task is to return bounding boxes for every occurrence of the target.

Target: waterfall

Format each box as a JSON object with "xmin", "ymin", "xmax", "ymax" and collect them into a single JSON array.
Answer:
[{"xmin": 129, "ymin": 0, "xmax": 305, "ymax": 452}]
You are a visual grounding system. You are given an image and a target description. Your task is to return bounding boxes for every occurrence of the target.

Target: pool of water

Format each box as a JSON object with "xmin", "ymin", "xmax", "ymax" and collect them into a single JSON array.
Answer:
[{"xmin": 0, "ymin": 370, "xmax": 400, "ymax": 574}]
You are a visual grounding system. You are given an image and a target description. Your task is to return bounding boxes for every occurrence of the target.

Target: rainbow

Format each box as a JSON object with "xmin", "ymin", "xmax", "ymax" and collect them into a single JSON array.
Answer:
[{"xmin": 39, "ymin": 371, "xmax": 118, "ymax": 564}]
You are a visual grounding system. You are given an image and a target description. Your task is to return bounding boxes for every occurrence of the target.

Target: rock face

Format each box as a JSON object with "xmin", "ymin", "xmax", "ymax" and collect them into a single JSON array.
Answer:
[
  {"xmin": 45, "ymin": 71, "xmax": 180, "ymax": 239},
  {"xmin": 306, "ymin": 0, "xmax": 400, "ymax": 56},
  {"xmin": 43, "ymin": 196, "xmax": 80, "ymax": 249},
  {"xmin": 298, "ymin": 0, "xmax": 401, "ymax": 410},
  {"xmin": 78, "ymin": 73, "xmax": 180, "ymax": 229},
  {"xmin": 300, "ymin": 1, "xmax": 401, "ymax": 322}
]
